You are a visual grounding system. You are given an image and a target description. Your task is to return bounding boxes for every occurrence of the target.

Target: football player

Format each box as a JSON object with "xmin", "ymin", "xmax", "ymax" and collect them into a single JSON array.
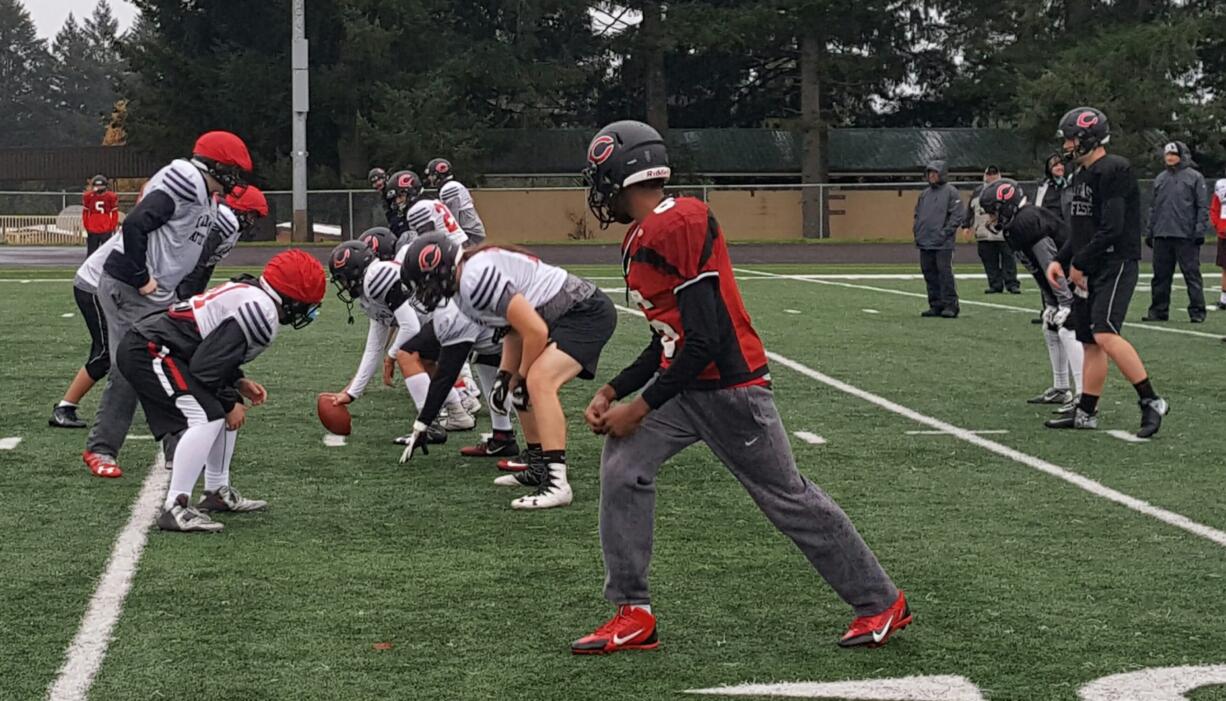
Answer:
[
  {"xmin": 82, "ymin": 174, "xmax": 120, "ymax": 255},
  {"xmin": 396, "ymin": 299, "xmax": 520, "ymax": 461},
  {"xmin": 571, "ymin": 120, "xmax": 908, "ymax": 654},
  {"xmin": 424, "ymin": 158, "xmax": 486, "ymax": 246},
  {"xmin": 358, "ymin": 226, "xmax": 399, "ymax": 261},
  {"xmin": 322, "ymin": 239, "xmax": 473, "ymax": 433},
  {"xmin": 83, "ymin": 131, "xmax": 253, "ymax": 479},
  {"xmin": 388, "ymin": 169, "xmax": 469, "ymax": 249},
  {"xmin": 400, "ymin": 235, "xmax": 617, "ymax": 510},
  {"xmin": 980, "ymin": 179, "xmax": 1084, "ymax": 410},
  {"xmin": 369, "ymin": 167, "xmax": 408, "ymax": 237},
  {"xmin": 117, "ymin": 249, "xmax": 325, "ymax": 532},
  {"xmin": 51, "ymin": 187, "xmax": 268, "ymax": 431},
  {"xmin": 1045, "ymin": 107, "xmax": 1169, "ymax": 437}
]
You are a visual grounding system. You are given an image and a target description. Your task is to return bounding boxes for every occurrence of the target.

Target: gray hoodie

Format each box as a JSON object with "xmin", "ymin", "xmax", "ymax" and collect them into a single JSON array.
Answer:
[
  {"xmin": 913, "ymin": 160, "xmax": 963, "ymax": 250},
  {"xmin": 1148, "ymin": 141, "xmax": 1210, "ymax": 241}
]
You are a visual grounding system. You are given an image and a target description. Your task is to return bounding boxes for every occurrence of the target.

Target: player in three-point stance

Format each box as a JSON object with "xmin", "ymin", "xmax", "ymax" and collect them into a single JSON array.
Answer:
[
  {"xmin": 117, "ymin": 249, "xmax": 326, "ymax": 532},
  {"xmin": 1044, "ymin": 107, "xmax": 1169, "ymax": 437},
  {"xmin": 400, "ymin": 234, "xmax": 617, "ymax": 510},
  {"xmin": 570, "ymin": 120, "xmax": 909, "ymax": 654}
]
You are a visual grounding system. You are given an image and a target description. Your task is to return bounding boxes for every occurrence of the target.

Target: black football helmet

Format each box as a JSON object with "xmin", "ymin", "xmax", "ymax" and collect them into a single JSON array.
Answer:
[
  {"xmin": 368, "ymin": 167, "xmax": 387, "ymax": 190},
  {"xmin": 582, "ymin": 120, "xmax": 671, "ymax": 227},
  {"xmin": 359, "ymin": 226, "xmax": 398, "ymax": 261},
  {"xmin": 91, "ymin": 174, "xmax": 109, "ymax": 191},
  {"xmin": 399, "ymin": 233, "xmax": 460, "ymax": 312},
  {"xmin": 328, "ymin": 240, "xmax": 376, "ymax": 323},
  {"xmin": 979, "ymin": 178, "xmax": 1027, "ymax": 228},
  {"xmin": 1057, "ymin": 107, "xmax": 1110, "ymax": 162},
  {"xmin": 387, "ymin": 170, "xmax": 424, "ymax": 212},
  {"xmin": 424, "ymin": 158, "xmax": 453, "ymax": 188}
]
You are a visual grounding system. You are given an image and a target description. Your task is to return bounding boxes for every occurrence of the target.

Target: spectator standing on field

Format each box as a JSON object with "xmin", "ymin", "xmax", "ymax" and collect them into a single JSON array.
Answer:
[
  {"xmin": 82, "ymin": 174, "xmax": 119, "ymax": 255},
  {"xmin": 914, "ymin": 160, "xmax": 962, "ymax": 318},
  {"xmin": 1035, "ymin": 153, "xmax": 1073, "ymax": 221},
  {"xmin": 1212, "ymin": 179, "xmax": 1226, "ymax": 310},
  {"xmin": 965, "ymin": 165, "xmax": 1020, "ymax": 294},
  {"xmin": 1144, "ymin": 141, "xmax": 1210, "ymax": 323}
]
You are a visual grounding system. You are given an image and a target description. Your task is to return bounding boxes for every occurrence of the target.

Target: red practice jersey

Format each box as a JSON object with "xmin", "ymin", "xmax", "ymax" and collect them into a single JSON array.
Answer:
[
  {"xmin": 621, "ymin": 196, "xmax": 769, "ymax": 390},
  {"xmin": 82, "ymin": 190, "xmax": 119, "ymax": 234}
]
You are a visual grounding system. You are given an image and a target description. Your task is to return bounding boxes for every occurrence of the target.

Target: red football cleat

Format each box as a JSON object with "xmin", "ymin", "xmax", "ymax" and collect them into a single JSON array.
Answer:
[
  {"xmin": 838, "ymin": 591, "xmax": 911, "ymax": 648},
  {"xmin": 571, "ymin": 605, "xmax": 659, "ymax": 655},
  {"xmin": 460, "ymin": 431, "xmax": 519, "ymax": 458},
  {"xmin": 496, "ymin": 445, "xmax": 537, "ymax": 472},
  {"xmin": 83, "ymin": 450, "xmax": 123, "ymax": 478}
]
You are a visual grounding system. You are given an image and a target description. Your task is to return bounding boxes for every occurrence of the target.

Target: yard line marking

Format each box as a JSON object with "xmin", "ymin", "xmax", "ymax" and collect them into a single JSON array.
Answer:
[
  {"xmin": 0, "ymin": 437, "xmax": 22, "ymax": 450},
  {"xmin": 323, "ymin": 433, "xmax": 347, "ymax": 447},
  {"xmin": 125, "ymin": 434, "xmax": 154, "ymax": 441},
  {"xmin": 862, "ymin": 309, "xmax": 880, "ymax": 314},
  {"xmin": 1106, "ymin": 430, "xmax": 1150, "ymax": 444},
  {"xmin": 784, "ymin": 309, "xmax": 802, "ymax": 314},
  {"xmin": 905, "ymin": 430, "xmax": 1008, "ymax": 435},
  {"xmin": 765, "ymin": 350, "xmax": 1226, "ymax": 549},
  {"xmin": 47, "ymin": 460, "xmax": 170, "ymax": 701},
  {"xmin": 688, "ymin": 674, "xmax": 986, "ymax": 700},
  {"xmin": 793, "ymin": 431, "xmax": 826, "ymax": 445},
  {"xmin": 61, "ymin": 313, "xmax": 74, "ymax": 318},
  {"xmin": 734, "ymin": 268, "xmax": 1225, "ymax": 341}
]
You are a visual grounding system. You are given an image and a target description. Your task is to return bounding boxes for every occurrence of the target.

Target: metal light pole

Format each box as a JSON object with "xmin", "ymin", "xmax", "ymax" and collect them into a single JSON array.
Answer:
[{"xmin": 291, "ymin": 0, "xmax": 309, "ymax": 242}]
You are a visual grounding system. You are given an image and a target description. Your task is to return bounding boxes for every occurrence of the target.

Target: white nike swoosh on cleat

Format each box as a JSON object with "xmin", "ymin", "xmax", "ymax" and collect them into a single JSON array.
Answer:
[
  {"xmin": 871, "ymin": 615, "xmax": 894, "ymax": 644},
  {"xmin": 744, "ymin": 436, "xmax": 760, "ymax": 447},
  {"xmin": 612, "ymin": 629, "xmax": 643, "ymax": 646}
]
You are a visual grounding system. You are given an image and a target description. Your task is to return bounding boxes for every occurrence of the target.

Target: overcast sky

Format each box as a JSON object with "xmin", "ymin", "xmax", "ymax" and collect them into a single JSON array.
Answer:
[{"xmin": 26, "ymin": 0, "xmax": 139, "ymax": 40}]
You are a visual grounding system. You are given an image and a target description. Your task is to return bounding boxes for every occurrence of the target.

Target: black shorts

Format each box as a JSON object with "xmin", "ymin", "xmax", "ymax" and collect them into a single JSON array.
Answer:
[
  {"xmin": 86, "ymin": 232, "xmax": 113, "ymax": 256},
  {"xmin": 1217, "ymin": 238, "xmax": 1226, "ymax": 268},
  {"xmin": 548, "ymin": 289, "xmax": 617, "ymax": 380},
  {"xmin": 115, "ymin": 332, "xmax": 226, "ymax": 440},
  {"xmin": 74, "ymin": 285, "xmax": 110, "ymax": 381},
  {"xmin": 399, "ymin": 321, "xmax": 442, "ymax": 362},
  {"xmin": 1071, "ymin": 259, "xmax": 1139, "ymax": 344}
]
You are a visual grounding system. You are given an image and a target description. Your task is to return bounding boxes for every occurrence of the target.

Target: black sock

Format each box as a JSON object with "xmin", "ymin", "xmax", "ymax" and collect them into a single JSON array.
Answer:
[
  {"xmin": 526, "ymin": 442, "xmax": 541, "ymax": 452},
  {"xmin": 1078, "ymin": 393, "xmax": 1100, "ymax": 414},
  {"xmin": 1133, "ymin": 378, "xmax": 1156, "ymax": 401},
  {"xmin": 541, "ymin": 449, "xmax": 566, "ymax": 465}
]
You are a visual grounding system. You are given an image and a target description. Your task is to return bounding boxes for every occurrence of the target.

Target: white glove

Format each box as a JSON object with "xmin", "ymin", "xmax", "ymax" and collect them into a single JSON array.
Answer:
[
  {"xmin": 1041, "ymin": 306, "xmax": 1058, "ymax": 326},
  {"xmin": 398, "ymin": 421, "xmax": 429, "ymax": 463},
  {"xmin": 1051, "ymin": 306, "xmax": 1071, "ymax": 327}
]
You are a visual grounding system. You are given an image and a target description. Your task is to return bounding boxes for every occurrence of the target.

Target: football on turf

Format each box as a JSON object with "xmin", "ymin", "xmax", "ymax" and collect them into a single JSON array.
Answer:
[{"xmin": 316, "ymin": 393, "xmax": 352, "ymax": 436}]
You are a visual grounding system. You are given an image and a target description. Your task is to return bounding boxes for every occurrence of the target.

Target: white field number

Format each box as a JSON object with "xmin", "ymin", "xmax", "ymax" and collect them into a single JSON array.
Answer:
[{"xmin": 627, "ymin": 288, "xmax": 680, "ymax": 359}]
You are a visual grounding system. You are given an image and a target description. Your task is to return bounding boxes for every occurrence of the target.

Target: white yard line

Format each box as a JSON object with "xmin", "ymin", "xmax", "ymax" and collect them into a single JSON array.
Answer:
[
  {"xmin": 905, "ymin": 429, "xmax": 1008, "ymax": 435},
  {"xmin": 46, "ymin": 462, "xmax": 170, "ymax": 701},
  {"xmin": 793, "ymin": 431, "xmax": 826, "ymax": 445},
  {"xmin": 862, "ymin": 309, "xmax": 880, "ymax": 314},
  {"xmin": 734, "ymin": 268, "xmax": 1225, "ymax": 341},
  {"xmin": 1106, "ymin": 430, "xmax": 1150, "ymax": 444},
  {"xmin": 0, "ymin": 437, "xmax": 22, "ymax": 450}
]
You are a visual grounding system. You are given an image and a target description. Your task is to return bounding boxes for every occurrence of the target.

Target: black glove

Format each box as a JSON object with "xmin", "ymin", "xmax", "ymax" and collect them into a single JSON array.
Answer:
[
  {"xmin": 490, "ymin": 370, "xmax": 512, "ymax": 416},
  {"xmin": 511, "ymin": 383, "xmax": 530, "ymax": 412}
]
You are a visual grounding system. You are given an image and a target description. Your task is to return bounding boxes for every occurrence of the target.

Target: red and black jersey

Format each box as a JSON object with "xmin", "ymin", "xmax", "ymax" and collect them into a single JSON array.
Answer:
[
  {"xmin": 612, "ymin": 196, "xmax": 768, "ymax": 407},
  {"xmin": 82, "ymin": 190, "xmax": 119, "ymax": 234}
]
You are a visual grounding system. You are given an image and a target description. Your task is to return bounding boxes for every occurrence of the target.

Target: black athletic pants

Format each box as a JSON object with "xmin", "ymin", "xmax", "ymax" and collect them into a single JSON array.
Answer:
[{"xmin": 1148, "ymin": 238, "xmax": 1205, "ymax": 319}]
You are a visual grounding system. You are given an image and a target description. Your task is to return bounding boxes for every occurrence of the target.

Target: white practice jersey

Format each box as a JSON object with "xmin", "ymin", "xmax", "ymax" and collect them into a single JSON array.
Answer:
[
  {"xmin": 405, "ymin": 198, "xmax": 468, "ymax": 247},
  {"xmin": 457, "ymin": 248, "xmax": 568, "ymax": 328},
  {"xmin": 75, "ymin": 234, "xmax": 124, "ymax": 293},
  {"xmin": 438, "ymin": 180, "xmax": 485, "ymax": 244},
  {"xmin": 432, "ymin": 300, "xmax": 500, "ymax": 355},
  {"xmin": 357, "ymin": 260, "xmax": 403, "ymax": 325},
  {"xmin": 137, "ymin": 159, "xmax": 219, "ymax": 303},
  {"xmin": 182, "ymin": 280, "xmax": 281, "ymax": 362},
  {"xmin": 347, "ymin": 259, "xmax": 422, "ymax": 399}
]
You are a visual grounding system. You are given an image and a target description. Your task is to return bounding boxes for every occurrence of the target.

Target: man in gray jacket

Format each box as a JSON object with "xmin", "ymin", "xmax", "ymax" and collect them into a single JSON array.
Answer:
[
  {"xmin": 914, "ymin": 160, "xmax": 963, "ymax": 317},
  {"xmin": 1144, "ymin": 141, "xmax": 1210, "ymax": 322}
]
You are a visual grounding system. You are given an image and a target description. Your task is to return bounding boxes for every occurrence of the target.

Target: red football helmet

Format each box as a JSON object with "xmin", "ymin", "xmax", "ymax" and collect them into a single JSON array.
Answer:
[
  {"xmin": 193, "ymin": 131, "xmax": 253, "ymax": 195},
  {"xmin": 263, "ymin": 249, "xmax": 326, "ymax": 328}
]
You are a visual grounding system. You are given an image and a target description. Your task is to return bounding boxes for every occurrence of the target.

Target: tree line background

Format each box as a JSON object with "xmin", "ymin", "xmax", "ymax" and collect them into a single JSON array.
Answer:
[{"xmin": 2, "ymin": 0, "xmax": 1225, "ymax": 187}]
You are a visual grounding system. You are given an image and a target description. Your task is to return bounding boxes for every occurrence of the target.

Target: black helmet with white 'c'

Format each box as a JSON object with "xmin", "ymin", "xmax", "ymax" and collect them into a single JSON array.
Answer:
[
  {"xmin": 979, "ymin": 178, "xmax": 1027, "ymax": 229},
  {"xmin": 328, "ymin": 240, "xmax": 375, "ymax": 323},
  {"xmin": 358, "ymin": 226, "xmax": 398, "ymax": 261},
  {"xmin": 399, "ymin": 233, "xmax": 461, "ymax": 312},
  {"xmin": 1057, "ymin": 107, "xmax": 1110, "ymax": 162},
  {"xmin": 582, "ymin": 120, "xmax": 671, "ymax": 227}
]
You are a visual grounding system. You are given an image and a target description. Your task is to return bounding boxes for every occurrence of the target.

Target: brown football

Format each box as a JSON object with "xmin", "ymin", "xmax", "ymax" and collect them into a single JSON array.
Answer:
[{"xmin": 316, "ymin": 393, "xmax": 352, "ymax": 436}]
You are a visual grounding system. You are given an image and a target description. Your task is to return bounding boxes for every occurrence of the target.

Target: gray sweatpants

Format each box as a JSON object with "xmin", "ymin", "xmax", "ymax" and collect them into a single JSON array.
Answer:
[
  {"xmin": 86, "ymin": 273, "xmax": 165, "ymax": 458},
  {"xmin": 599, "ymin": 385, "xmax": 898, "ymax": 617}
]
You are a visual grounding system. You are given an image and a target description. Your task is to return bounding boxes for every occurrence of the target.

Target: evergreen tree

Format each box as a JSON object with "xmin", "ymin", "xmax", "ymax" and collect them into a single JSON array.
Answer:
[{"xmin": 0, "ymin": 0, "xmax": 52, "ymax": 148}]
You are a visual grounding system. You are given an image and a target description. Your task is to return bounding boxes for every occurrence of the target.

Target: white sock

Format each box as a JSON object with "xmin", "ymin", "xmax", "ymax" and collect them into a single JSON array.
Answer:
[
  {"xmin": 58, "ymin": 400, "xmax": 77, "ymax": 408},
  {"xmin": 630, "ymin": 604, "xmax": 652, "ymax": 614},
  {"xmin": 446, "ymin": 387, "xmax": 463, "ymax": 411},
  {"xmin": 1043, "ymin": 327, "xmax": 1068, "ymax": 389},
  {"xmin": 203, "ymin": 429, "xmax": 238, "ymax": 492},
  {"xmin": 1219, "ymin": 290, "xmax": 1226, "ymax": 305},
  {"xmin": 164, "ymin": 419, "xmax": 224, "ymax": 510},
  {"xmin": 1059, "ymin": 328, "xmax": 1084, "ymax": 394},
  {"xmin": 475, "ymin": 362, "xmax": 514, "ymax": 430},
  {"xmin": 459, "ymin": 362, "xmax": 477, "ymax": 397},
  {"xmin": 404, "ymin": 373, "xmax": 429, "ymax": 412}
]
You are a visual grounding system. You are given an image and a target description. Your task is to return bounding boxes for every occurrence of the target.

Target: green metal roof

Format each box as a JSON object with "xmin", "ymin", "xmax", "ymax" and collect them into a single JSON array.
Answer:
[{"xmin": 479, "ymin": 127, "xmax": 1040, "ymax": 176}]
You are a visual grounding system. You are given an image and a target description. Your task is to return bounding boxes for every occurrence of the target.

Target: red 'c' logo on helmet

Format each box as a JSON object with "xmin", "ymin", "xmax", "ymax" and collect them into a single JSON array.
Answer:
[
  {"xmin": 436, "ymin": 162, "xmax": 450, "ymax": 174},
  {"xmin": 332, "ymin": 248, "xmax": 351, "ymax": 268},
  {"xmin": 997, "ymin": 183, "xmax": 1015, "ymax": 202},
  {"xmin": 418, "ymin": 244, "xmax": 442, "ymax": 272},
  {"xmin": 588, "ymin": 135, "xmax": 616, "ymax": 165},
  {"xmin": 1076, "ymin": 111, "xmax": 1099, "ymax": 129},
  {"xmin": 398, "ymin": 174, "xmax": 414, "ymax": 188}
]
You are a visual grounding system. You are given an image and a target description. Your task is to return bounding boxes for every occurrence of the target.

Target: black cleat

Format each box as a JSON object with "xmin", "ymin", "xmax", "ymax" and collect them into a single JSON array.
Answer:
[
  {"xmin": 460, "ymin": 432, "xmax": 520, "ymax": 458},
  {"xmin": 1045, "ymin": 408, "xmax": 1098, "ymax": 430},
  {"xmin": 920, "ymin": 308, "xmax": 941, "ymax": 317},
  {"xmin": 940, "ymin": 308, "xmax": 959, "ymax": 319},
  {"xmin": 1137, "ymin": 397, "xmax": 1169, "ymax": 439},
  {"xmin": 1141, "ymin": 313, "xmax": 1168, "ymax": 322},
  {"xmin": 49, "ymin": 404, "xmax": 86, "ymax": 429}
]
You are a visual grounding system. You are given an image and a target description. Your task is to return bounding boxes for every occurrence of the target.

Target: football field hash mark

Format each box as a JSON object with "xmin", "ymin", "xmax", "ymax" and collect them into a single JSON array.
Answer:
[
  {"xmin": 687, "ymin": 674, "xmax": 986, "ymax": 700},
  {"xmin": 47, "ymin": 460, "xmax": 169, "ymax": 701},
  {"xmin": 862, "ymin": 309, "xmax": 880, "ymax": 314},
  {"xmin": 785, "ymin": 309, "xmax": 802, "ymax": 314},
  {"xmin": 1106, "ymin": 430, "xmax": 1150, "ymax": 444},
  {"xmin": 323, "ymin": 433, "xmax": 347, "ymax": 447},
  {"xmin": 0, "ymin": 437, "xmax": 22, "ymax": 450},
  {"xmin": 793, "ymin": 431, "xmax": 826, "ymax": 445},
  {"xmin": 906, "ymin": 430, "xmax": 1008, "ymax": 435},
  {"xmin": 61, "ymin": 313, "xmax": 73, "ymax": 318}
]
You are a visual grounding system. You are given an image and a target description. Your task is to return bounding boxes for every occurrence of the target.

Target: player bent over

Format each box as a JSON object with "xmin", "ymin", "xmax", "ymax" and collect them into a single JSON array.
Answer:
[
  {"xmin": 979, "ymin": 179, "xmax": 1084, "ymax": 411},
  {"xmin": 1045, "ymin": 107, "xmax": 1168, "ymax": 437},
  {"xmin": 400, "ymin": 234, "xmax": 617, "ymax": 510},
  {"xmin": 572, "ymin": 121, "xmax": 908, "ymax": 654},
  {"xmin": 396, "ymin": 300, "xmax": 520, "ymax": 461},
  {"xmin": 116, "ymin": 250, "xmax": 325, "ymax": 532}
]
